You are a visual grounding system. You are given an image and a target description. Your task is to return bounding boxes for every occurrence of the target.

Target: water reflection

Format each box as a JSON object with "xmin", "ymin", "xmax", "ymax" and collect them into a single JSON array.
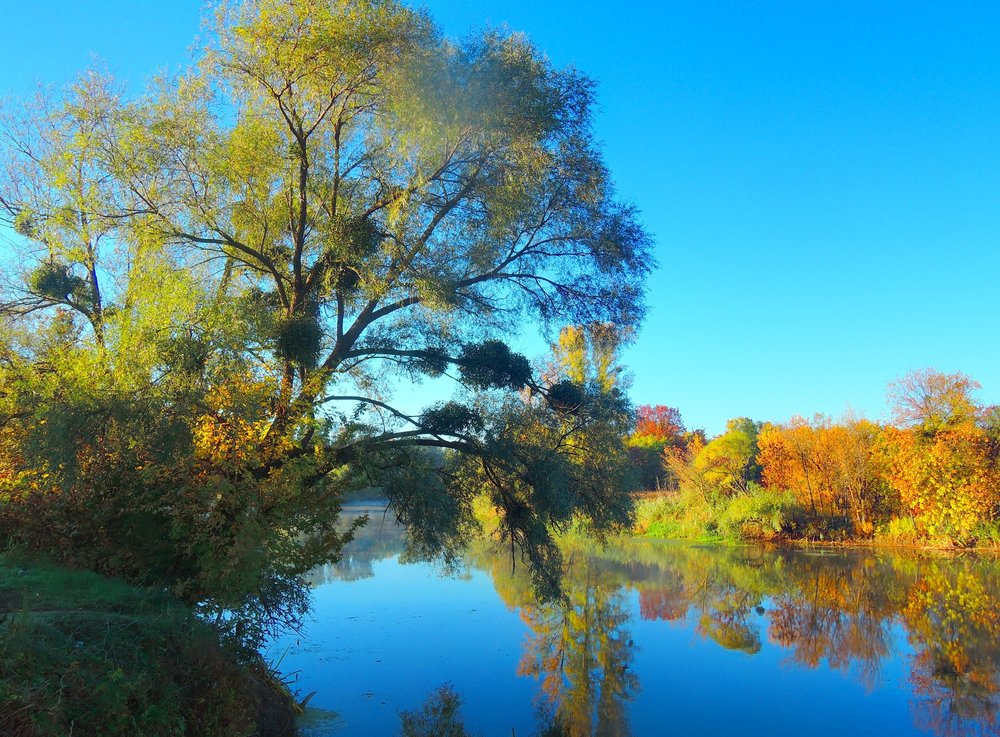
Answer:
[
  {"xmin": 516, "ymin": 556, "xmax": 638, "ymax": 737},
  {"xmin": 305, "ymin": 508, "xmax": 1000, "ymax": 737},
  {"xmin": 305, "ymin": 503, "xmax": 401, "ymax": 585},
  {"xmin": 514, "ymin": 541, "xmax": 1000, "ymax": 737}
]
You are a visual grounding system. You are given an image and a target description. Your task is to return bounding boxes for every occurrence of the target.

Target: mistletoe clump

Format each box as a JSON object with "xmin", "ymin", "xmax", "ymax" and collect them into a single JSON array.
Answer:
[
  {"xmin": 458, "ymin": 340, "xmax": 532, "ymax": 391},
  {"xmin": 419, "ymin": 402, "xmax": 483, "ymax": 435},
  {"xmin": 273, "ymin": 314, "xmax": 323, "ymax": 368},
  {"xmin": 546, "ymin": 381, "xmax": 585, "ymax": 415},
  {"xmin": 29, "ymin": 262, "xmax": 88, "ymax": 303}
]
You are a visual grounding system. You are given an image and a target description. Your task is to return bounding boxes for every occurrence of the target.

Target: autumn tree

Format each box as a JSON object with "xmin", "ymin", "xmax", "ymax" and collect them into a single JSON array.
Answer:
[
  {"xmin": 626, "ymin": 404, "xmax": 686, "ymax": 490},
  {"xmin": 882, "ymin": 371, "xmax": 999, "ymax": 543},
  {"xmin": 689, "ymin": 417, "xmax": 763, "ymax": 496},
  {"xmin": 0, "ymin": 0, "xmax": 652, "ymax": 628},
  {"xmin": 888, "ymin": 368, "xmax": 980, "ymax": 436},
  {"xmin": 758, "ymin": 415, "xmax": 894, "ymax": 532},
  {"xmin": 549, "ymin": 322, "xmax": 628, "ymax": 393},
  {"xmin": 633, "ymin": 405, "xmax": 684, "ymax": 440},
  {"xmin": 758, "ymin": 417, "xmax": 830, "ymax": 516},
  {"xmin": 882, "ymin": 427, "xmax": 999, "ymax": 542}
]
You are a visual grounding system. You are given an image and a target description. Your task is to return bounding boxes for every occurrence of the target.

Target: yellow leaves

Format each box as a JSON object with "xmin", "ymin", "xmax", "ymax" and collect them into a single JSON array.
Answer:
[
  {"xmin": 883, "ymin": 426, "xmax": 999, "ymax": 542},
  {"xmin": 193, "ymin": 413, "xmax": 269, "ymax": 465}
]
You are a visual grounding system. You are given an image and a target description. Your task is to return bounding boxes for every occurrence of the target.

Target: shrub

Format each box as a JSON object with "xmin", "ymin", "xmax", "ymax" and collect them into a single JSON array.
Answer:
[
  {"xmin": 876, "ymin": 516, "xmax": 921, "ymax": 545},
  {"xmin": 634, "ymin": 489, "xmax": 717, "ymax": 540},
  {"xmin": 972, "ymin": 520, "xmax": 1000, "ymax": 547},
  {"xmin": 716, "ymin": 485, "xmax": 800, "ymax": 541}
]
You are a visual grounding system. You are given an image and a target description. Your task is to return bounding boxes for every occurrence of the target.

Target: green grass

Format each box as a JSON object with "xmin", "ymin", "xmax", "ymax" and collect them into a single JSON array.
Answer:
[
  {"xmin": 634, "ymin": 485, "xmax": 802, "ymax": 544},
  {"xmin": 0, "ymin": 552, "xmax": 275, "ymax": 737}
]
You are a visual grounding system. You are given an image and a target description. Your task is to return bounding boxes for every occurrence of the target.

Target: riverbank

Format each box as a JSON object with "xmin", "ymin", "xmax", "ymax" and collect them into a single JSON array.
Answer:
[
  {"xmin": 0, "ymin": 553, "xmax": 298, "ymax": 737},
  {"xmin": 633, "ymin": 489, "xmax": 1000, "ymax": 552}
]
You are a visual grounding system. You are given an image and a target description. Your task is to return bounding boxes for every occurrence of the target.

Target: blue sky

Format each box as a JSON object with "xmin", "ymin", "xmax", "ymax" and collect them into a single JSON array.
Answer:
[{"xmin": 4, "ymin": 1, "xmax": 999, "ymax": 435}]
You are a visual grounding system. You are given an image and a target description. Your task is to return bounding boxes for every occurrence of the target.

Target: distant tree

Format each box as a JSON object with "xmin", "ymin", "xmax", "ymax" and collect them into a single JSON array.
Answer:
[
  {"xmin": 758, "ymin": 417, "xmax": 827, "ymax": 515},
  {"xmin": 888, "ymin": 369, "xmax": 980, "ymax": 435},
  {"xmin": 634, "ymin": 405, "xmax": 685, "ymax": 441},
  {"xmin": 550, "ymin": 322, "xmax": 628, "ymax": 393},
  {"xmin": 882, "ymin": 370, "xmax": 998, "ymax": 542},
  {"xmin": 691, "ymin": 418, "xmax": 762, "ymax": 496},
  {"xmin": 882, "ymin": 426, "xmax": 999, "ymax": 542},
  {"xmin": 627, "ymin": 404, "xmax": 686, "ymax": 489},
  {"xmin": 758, "ymin": 415, "xmax": 894, "ymax": 531},
  {"xmin": 827, "ymin": 419, "xmax": 895, "ymax": 533}
]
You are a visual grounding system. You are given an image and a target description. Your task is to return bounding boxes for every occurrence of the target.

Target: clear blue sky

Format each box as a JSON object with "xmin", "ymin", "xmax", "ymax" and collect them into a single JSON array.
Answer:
[{"xmin": 4, "ymin": 1, "xmax": 999, "ymax": 435}]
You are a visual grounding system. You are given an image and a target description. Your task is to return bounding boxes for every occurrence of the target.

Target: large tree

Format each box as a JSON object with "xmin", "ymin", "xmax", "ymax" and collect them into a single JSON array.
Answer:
[{"xmin": 0, "ymin": 0, "xmax": 651, "ymax": 622}]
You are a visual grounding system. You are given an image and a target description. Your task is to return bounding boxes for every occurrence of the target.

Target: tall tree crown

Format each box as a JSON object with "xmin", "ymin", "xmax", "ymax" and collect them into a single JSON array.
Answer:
[{"xmin": 0, "ymin": 0, "xmax": 652, "ymax": 610}]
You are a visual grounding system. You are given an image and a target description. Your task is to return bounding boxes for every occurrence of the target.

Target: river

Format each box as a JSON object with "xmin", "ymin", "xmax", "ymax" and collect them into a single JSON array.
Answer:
[{"xmin": 272, "ymin": 502, "xmax": 1000, "ymax": 737}]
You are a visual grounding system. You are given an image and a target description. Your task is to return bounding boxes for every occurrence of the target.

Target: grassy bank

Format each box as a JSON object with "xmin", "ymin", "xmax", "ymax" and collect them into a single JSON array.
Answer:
[
  {"xmin": 633, "ymin": 487, "xmax": 1000, "ymax": 549},
  {"xmin": 0, "ymin": 554, "xmax": 296, "ymax": 737}
]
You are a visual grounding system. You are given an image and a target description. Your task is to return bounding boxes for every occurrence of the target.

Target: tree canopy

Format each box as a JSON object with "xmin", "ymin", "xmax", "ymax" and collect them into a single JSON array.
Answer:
[{"xmin": 0, "ymin": 0, "xmax": 652, "ymax": 627}]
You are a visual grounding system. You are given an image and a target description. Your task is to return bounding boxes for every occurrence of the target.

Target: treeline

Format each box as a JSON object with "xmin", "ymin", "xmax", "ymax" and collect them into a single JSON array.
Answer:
[{"xmin": 629, "ymin": 369, "xmax": 1000, "ymax": 546}]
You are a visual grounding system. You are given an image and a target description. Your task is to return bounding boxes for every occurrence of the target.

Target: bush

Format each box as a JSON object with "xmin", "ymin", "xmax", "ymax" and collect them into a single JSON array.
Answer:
[
  {"xmin": 972, "ymin": 520, "xmax": 1000, "ymax": 547},
  {"xmin": 791, "ymin": 513, "xmax": 853, "ymax": 542},
  {"xmin": 875, "ymin": 516, "xmax": 921, "ymax": 545},
  {"xmin": 716, "ymin": 485, "xmax": 800, "ymax": 541},
  {"xmin": 634, "ymin": 489, "xmax": 717, "ymax": 540}
]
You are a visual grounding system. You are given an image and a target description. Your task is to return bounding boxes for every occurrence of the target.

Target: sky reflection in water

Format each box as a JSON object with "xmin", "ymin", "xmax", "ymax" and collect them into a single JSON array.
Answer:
[{"xmin": 275, "ymin": 505, "xmax": 1000, "ymax": 737}]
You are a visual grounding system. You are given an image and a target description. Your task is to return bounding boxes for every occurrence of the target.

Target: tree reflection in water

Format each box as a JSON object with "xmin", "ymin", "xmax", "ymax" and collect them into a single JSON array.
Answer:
[
  {"xmin": 306, "ymin": 506, "xmax": 1000, "ymax": 737},
  {"xmin": 516, "ymin": 555, "xmax": 638, "ymax": 737},
  {"xmin": 484, "ymin": 540, "xmax": 1000, "ymax": 737}
]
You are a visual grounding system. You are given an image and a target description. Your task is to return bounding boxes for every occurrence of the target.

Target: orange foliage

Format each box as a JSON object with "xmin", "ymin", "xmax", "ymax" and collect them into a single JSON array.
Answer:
[
  {"xmin": 882, "ymin": 426, "xmax": 999, "ymax": 542},
  {"xmin": 634, "ymin": 405, "xmax": 685, "ymax": 443},
  {"xmin": 758, "ymin": 417, "xmax": 891, "ymax": 532}
]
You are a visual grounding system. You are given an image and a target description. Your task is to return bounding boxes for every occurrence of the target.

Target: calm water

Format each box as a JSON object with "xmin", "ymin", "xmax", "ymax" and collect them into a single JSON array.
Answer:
[{"xmin": 273, "ymin": 503, "xmax": 1000, "ymax": 737}]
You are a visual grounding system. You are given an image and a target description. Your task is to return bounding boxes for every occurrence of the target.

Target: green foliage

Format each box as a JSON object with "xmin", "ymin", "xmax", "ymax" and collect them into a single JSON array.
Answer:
[
  {"xmin": 371, "ymin": 448, "xmax": 478, "ymax": 569},
  {"xmin": 633, "ymin": 489, "xmax": 719, "ymax": 541},
  {"xmin": 635, "ymin": 485, "xmax": 801, "ymax": 543},
  {"xmin": 0, "ymin": 374, "xmax": 360, "ymax": 653},
  {"xmin": 0, "ymin": 0, "xmax": 651, "ymax": 652},
  {"xmin": 158, "ymin": 333, "xmax": 210, "ymax": 377},
  {"xmin": 716, "ymin": 485, "xmax": 799, "ymax": 541},
  {"xmin": 445, "ymin": 386, "xmax": 636, "ymax": 599},
  {"xmin": 876, "ymin": 516, "xmax": 921, "ymax": 545},
  {"xmin": 419, "ymin": 402, "xmax": 482, "ymax": 435},
  {"xmin": 12, "ymin": 208, "xmax": 36, "ymax": 237},
  {"xmin": 625, "ymin": 434, "xmax": 670, "ymax": 490},
  {"xmin": 972, "ymin": 520, "xmax": 1000, "ymax": 547},
  {"xmin": 336, "ymin": 213, "xmax": 382, "ymax": 259},
  {"xmin": 693, "ymin": 417, "xmax": 763, "ymax": 495}
]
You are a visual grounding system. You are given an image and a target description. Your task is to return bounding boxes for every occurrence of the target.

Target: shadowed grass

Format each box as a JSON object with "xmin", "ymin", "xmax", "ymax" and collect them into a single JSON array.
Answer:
[{"xmin": 0, "ymin": 552, "xmax": 289, "ymax": 737}]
